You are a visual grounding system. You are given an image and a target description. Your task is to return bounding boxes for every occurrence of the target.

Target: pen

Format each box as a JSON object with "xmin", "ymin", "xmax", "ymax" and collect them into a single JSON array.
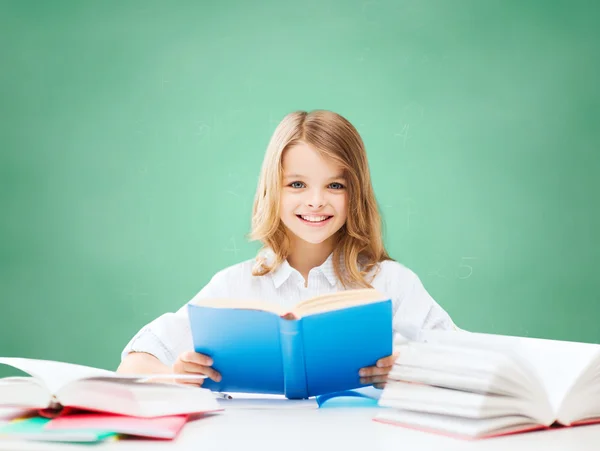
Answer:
[
  {"xmin": 137, "ymin": 374, "xmax": 208, "ymax": 383},
  {"xmin": 215, "ymin": 392, "xmax": 233, "ymax": 400}
]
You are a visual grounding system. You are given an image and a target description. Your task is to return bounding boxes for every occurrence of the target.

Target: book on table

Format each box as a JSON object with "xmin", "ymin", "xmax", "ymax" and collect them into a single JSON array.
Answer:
[
  {"xmin": 0, "ymin": 357, "xmax": 221, "ymax": 418},
  {"xmin": 187, "ymin": 288, "xmax": 393, "ymax": 399},
  {"xmin": 375, "ymin": 330, "xmax": 600, "ymax": 439}
]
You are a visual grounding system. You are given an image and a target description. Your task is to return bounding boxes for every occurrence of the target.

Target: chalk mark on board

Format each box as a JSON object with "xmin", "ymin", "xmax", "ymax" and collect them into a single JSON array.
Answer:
[
  {"xmin": 126, "ymin": 283, "xmax": 149, "ymax": 302},
  {"xmin": 457, "ymin": 257, "xmax": 478, "ymax": 279},
  {"xmin": 195, "ymin": 120, "xmax": 212, "ymax": 141},
  {"xmin": 394, "ymin": 123, "xmax": 410, "ymax": 147},
  {"xmin": 224, "ymin": 236, "xmax": 240, "ymax": 257},
  {"xmin": 225, "ymin": 172, "xmax": 243, "ymax": 198},
  {"xmin": 404, "ymin": 197, "xmax": 417, "ymax": 231},
  {"xmin": 429, "ymin": 267, "xmax": 449, "ymax": 280},
  {"xmin": 429, "ymin": 254, "xmax": 450, "ymax": 280}
]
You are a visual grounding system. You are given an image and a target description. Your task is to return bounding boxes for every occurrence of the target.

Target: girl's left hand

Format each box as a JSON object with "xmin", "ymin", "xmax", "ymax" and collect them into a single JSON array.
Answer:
[{"xmin": 358, "ymin": 352, "xmax": 399, "ymax": 389}]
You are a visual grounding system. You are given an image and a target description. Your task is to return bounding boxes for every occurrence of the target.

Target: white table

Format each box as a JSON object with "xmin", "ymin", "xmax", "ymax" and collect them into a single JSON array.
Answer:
[{"xmin": 2, "ymin": 407, "xmax": 600, "ymax": 451}]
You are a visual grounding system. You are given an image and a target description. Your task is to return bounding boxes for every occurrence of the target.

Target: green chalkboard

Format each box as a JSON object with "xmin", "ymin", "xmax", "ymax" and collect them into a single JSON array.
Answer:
[{"xmin": 1, "ymin": 0, "xmax": 599, "ymax": 375}]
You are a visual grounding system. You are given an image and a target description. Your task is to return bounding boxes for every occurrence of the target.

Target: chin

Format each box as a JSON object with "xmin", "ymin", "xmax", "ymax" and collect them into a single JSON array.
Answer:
[
  {"xmin": 298, "ymin": 236, "xmax": 331, "ymax": 245},
  {"xmin": 293, "ymin": 229, "xmax": 341, "ymax": 246}
]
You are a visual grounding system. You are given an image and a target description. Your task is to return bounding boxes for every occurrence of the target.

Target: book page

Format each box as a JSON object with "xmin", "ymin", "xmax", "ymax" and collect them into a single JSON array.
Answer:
[
  {"xmin": 516, "ymin": 338, "xmax": 600, "ymax": 415},
  {"xmin": 191, "ymin": 298, "xmax": 288, "ymax": 316},
  {"xmin": 0, "ymin": 377, "xmax": 51, "ymax": 409},
  {"xmin": 420, "ymin": 331, "xmax": 600, "ymax": 414},
  {"xmin": 190, "ymin": 289, "xmax": 388, "ymax": 318},
  {"xmin": 0, "ymin": 358, "xmax": 114, "ymax": 394},
  {"xmin": 295, "ymin": 288, "xmax": 387, "ymax": 316}
]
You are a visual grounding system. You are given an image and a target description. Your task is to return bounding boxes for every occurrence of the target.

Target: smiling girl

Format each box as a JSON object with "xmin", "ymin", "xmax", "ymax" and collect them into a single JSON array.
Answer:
[{"xmin": 117, "ymin": 110, "xmax": 457, "ymax": 388}]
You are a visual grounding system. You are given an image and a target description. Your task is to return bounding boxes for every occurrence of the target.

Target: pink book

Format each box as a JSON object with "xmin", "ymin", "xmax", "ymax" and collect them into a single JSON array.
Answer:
[{"xmin": 46, "ymin": 413, "xmax": 190, "ymax": 440}]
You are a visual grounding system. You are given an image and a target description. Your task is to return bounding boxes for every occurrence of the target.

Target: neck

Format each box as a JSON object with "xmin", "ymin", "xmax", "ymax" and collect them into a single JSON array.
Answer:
[{"xmin": 287, "ymin": 236, "xmax": 336, "ymax": 284}]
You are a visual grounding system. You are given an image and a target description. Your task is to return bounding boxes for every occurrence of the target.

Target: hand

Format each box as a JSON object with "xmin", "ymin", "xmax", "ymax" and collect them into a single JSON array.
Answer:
[
  {"xmin": 172, "ymin": 351, "xmax": 222, "ymax": 387},
  {"xmin": 358, "ymin": 352, "xmax": 399, "ymax": 389}
]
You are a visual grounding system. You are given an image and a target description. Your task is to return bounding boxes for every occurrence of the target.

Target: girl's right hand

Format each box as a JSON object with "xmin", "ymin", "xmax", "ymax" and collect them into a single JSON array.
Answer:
[{"xmin": 172, "ymin": 351, "xmax": 222, "ymax": 386}]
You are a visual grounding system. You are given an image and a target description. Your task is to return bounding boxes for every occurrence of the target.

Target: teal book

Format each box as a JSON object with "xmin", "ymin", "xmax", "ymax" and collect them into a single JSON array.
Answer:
[
  {"xmin": 187, "ymin": 288, "xmax": 393, "ymax": 399},
  {"xmin": 0, "ymin": 416, "xmax": 117, "ymax": 443}
]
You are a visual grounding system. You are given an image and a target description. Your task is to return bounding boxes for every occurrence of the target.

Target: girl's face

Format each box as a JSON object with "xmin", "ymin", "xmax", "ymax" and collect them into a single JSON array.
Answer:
[{"xmin": 280, "ymin": 142, "xmax": 348, "ymax": 249}]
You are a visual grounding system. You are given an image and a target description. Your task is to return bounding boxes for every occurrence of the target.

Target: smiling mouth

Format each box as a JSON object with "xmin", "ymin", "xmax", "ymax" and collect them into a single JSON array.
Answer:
[{"xmin": 296, "ymin": 214, "xmax": 333, "ymax": 224}]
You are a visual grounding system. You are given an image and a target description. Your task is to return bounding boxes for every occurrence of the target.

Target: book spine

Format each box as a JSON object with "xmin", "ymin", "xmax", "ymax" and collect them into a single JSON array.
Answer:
[{"xmin": 279, "ymin": 319, "xmax": 308, "ymax": 399}]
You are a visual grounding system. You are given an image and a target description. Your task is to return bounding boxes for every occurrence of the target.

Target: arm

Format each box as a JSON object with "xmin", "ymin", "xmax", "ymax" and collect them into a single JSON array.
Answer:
[
  {"xmin": 117, "ymin": 352, "xmax": 170, "ymax": 375},
  {"xmin": 117, "ymin": 350, "xmax": 221, "ymax": 386},
  {"xmin": 117, "ymin": 268, "xmax": 232, "ymax": 385}
]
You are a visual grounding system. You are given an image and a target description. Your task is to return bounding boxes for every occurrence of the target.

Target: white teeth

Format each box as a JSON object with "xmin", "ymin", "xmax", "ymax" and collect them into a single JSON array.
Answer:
[{"xmin": 300, "ymin": 215, "xmax": 329, "ymax": 222}]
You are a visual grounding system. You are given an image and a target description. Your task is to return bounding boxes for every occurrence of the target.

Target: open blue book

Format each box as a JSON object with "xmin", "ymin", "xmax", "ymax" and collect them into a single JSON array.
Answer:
[{"xmin": 187, "ymin": 288, "xmax": 392, "ymax": 399}]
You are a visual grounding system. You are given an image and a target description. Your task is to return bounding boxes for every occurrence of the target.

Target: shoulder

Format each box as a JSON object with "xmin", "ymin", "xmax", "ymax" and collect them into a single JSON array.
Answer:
[
  {"xmin": 208, "ymin": 257, "xmax": 259, "ymax": 286},
  {"xmin": 371, "ymin": 259, "xmax": 419, "ymax": 288},
  {"xmin": 192, "ymin": 255, "xmax": 273, "ymax": 302}
]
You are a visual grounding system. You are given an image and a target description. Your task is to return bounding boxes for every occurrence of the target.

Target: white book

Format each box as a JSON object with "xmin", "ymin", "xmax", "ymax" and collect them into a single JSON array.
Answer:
[
  {"xmin": 0, "ymin": 357, "xmax": 221, "ymax": 418},
  {"xmin": 376, "ymin": 331, "xmax": 600, "ymax": 439}
]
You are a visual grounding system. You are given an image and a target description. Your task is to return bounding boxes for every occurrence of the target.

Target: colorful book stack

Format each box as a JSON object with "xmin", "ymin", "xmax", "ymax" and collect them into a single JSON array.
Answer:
[
  {"xmin": 0, "ymin": 409, "xmax": 194, "ymax": 443},
  {"xmin": 0, "ymin": 357, "xmax": 222, "ymax": 443}
]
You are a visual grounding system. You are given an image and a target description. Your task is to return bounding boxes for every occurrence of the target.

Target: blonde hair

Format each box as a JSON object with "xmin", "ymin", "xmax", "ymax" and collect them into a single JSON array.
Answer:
[{"xmin": 250, "ymin": 110, "xmax": 392, "ymax": 288}]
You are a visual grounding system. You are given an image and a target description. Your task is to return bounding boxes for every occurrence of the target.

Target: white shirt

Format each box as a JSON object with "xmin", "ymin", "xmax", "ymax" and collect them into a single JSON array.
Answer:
[{"xmin": 121, "ymin": 252, "xmax": 457, "ymax": 366}]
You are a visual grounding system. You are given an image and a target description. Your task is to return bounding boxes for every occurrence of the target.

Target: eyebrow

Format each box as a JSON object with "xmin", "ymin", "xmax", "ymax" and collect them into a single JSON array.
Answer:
[{"xmin": 283, "ymin": 173, "xmax": 346, "ymax": 180}]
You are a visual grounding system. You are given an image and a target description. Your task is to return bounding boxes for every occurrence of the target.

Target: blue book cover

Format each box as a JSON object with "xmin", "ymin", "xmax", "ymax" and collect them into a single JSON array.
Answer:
[{"xmin": 187, "ymin": 289, "xmax": 392, "ymax": 399}]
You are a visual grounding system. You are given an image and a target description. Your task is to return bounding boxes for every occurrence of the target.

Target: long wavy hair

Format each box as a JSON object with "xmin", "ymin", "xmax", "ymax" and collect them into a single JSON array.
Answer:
[{"xmin": 249, "ymin": 110, "xmax": 392, "ymax": 288}]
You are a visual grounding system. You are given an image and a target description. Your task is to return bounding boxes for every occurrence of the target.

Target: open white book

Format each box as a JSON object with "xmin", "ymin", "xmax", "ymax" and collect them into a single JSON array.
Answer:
[
  {"xmin": 193, "ymin": 288, "xmax": 387, "ymax": 318},
  {"xmin": 0, "ymin": 357, "xmax": 221, "ymax": 418},
  {"xmin": 376, "ymin": 331, "xmax": 600, "ymax": 439}
]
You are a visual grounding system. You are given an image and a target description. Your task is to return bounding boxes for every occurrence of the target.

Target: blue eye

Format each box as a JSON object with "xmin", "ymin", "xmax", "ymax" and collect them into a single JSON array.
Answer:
[
  {"xmin": 329, "ymin": 182, "xmax": 345, "ymax": 190},
  {"xmin": 290, "ymin": 181, "xmax": 305, "ymax": 189}
]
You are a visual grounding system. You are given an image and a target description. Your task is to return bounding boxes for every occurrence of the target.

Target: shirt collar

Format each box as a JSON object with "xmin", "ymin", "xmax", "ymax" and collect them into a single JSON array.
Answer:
[
  {"xmin": 315, "ymin": 252, "xmax": 339, "ymax": 287},
  {"xmin": 267, "ymin": 250, "xmax": 339, "ymax": 289},
  {"xmin": 271, "ymin": 259, "xmax": 295, "ymax": 289}
]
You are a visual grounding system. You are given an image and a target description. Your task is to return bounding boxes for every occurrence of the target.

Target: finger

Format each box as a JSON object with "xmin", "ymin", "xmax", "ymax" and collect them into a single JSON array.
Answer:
[
  {"xmin": 359, "ymin": 366, "xmax": 391, "ymax": 378},
  {"xmin": 178, "ymin": 377, "xmax": 204, "ymax": 387},
  {"xmin": 373, "ymin": 382, "xmax": 387, "ymax": 389},
  {"xmin": 180, "ymin": 351, "xmax": 213, "ymax": 366},
  {"xmin": 179, "ymin": 363, "xmax": 222, "ymax": 382},
  {"xmin": 173, "ymin": 358, "xmax": 222, "ymax": 382},
  {"xmin": 360, "ymin": 375, "xmax": 388, "ymax": 385},
  {"xmin": 376, "ymin": 352, "xmax": 399, "ymax": 368}
]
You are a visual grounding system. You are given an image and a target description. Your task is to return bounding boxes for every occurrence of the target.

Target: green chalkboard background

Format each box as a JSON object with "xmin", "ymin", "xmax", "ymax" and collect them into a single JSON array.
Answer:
[{"xmin": 1, "ymin": 0, "xmax": 599, "ymax": 374}]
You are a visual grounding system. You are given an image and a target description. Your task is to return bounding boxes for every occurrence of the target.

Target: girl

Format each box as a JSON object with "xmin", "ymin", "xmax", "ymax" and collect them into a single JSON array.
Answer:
[{"xmin": 117, "ymin": 110, "xmax": 457, "ymax": 388}]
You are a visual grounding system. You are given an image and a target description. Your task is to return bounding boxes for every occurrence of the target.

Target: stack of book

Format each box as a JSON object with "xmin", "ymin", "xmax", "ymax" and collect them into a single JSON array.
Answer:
[
  {"xmin": 375, "ymin": 330, "xmax": 600, "ymax": 439},
  {"xmin": 0, "ymin": 357, "xmax": 221, "ymax": 443}
]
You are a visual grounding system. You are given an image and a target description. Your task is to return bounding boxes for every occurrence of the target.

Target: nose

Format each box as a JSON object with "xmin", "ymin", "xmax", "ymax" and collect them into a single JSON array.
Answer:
[{"xmin": 306, "ymin": 188, "xmax": 325, "ymax": 209}]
